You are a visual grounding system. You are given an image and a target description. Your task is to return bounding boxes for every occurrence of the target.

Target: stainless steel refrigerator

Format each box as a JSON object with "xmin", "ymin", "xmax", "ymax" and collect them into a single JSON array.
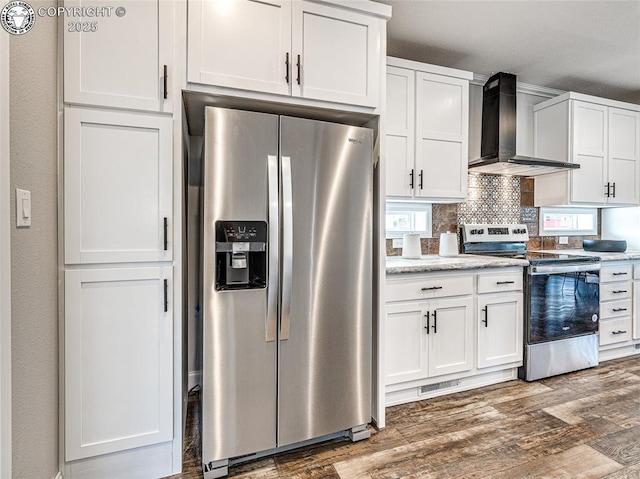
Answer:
[{"xmin": 200, "ymin": 107, "xmax": 373, "ymax": 478}]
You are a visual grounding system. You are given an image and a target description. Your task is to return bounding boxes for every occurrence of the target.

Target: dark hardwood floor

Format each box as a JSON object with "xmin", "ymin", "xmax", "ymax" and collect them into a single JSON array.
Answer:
[{"xmin": 166, "ymin": 355, "xmax": 640, "ymax": 478}]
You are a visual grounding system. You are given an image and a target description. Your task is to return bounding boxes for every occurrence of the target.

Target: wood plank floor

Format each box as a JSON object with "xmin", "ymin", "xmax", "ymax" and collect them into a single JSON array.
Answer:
[{"xmin": 165, "ymin": 355, "xmax": 640, "ymax": 478}]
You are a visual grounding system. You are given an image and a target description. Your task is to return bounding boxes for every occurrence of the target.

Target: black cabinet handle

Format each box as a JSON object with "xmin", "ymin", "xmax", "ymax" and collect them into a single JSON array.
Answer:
[
  {"xmin": 296, "ymin": 54, "xmax": 301, "ymax": 85},
  {"xmin": 163, "ymin": 217, "xmax": 168, "ymax": 251},
  {"xmin": 612, "ymin": 290, "xmax": 628, "ymax": 294},
  {"xmin": 496, "ymin": 281, "xmax": 515, "ymax": 285},
  {"xmin": 612, "ymin": 330, "xmax": 627, "ymax": 335},
  {"xmin": 285, "ymin": 53, "xmax": 290, "ymax": 84},
  {"xmin": 611, "ymin": 182, "xmax": 616, "ymax": 198},
  {"xmin": 612, "ymin": 272, "xmax": 628, "ymax": 276},
  {"xmin": 421, "ymin": 286, "xmax": 443, "ymax": 291},
  {"xmin": 163, "ymin": 279, "xmax": 168, "ymax": 313},
  {"xmin": 163, "ymin": 65, "xmax": 168, "ymax": 100},
  {"xmin": 482, "ymin": 307, "xmax": 488, "ymax": 327},
  {"xmin": 612, "ymin": 308, "xmax": 628, "ymax": 312},
  {"xmin": 424, "ymin": 311, "xmax": 430, "ymax": 334},
  {"xmin": 432, "ymin": 310, "xmax": 437, "ymax": 334},
  {"xmin": 409, "ymin": 169, "xmax": 414, "ymax": 189},
  {"xmin": 605, "ymin": 182, "xmax": 610, "ymax": 198},
  {"xmin": 419, "ymin": 170, "xmax": 424, "ymax": 190}
]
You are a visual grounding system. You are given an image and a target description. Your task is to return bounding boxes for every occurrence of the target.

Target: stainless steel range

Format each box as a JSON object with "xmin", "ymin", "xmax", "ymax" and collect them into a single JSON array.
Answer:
[{"xmin": 461, "ymin": 224, "xmax": 601, "ymax": 381}]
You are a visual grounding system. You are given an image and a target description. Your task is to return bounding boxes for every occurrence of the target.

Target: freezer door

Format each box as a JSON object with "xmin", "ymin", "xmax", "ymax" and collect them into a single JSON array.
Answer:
[
  {"xmin": 201, "ymin": 107, "xmax": 279, "ymax": 462},
  {"xmin": 278, "ymin": 117, "xmax": 373, "ymax": 446}
]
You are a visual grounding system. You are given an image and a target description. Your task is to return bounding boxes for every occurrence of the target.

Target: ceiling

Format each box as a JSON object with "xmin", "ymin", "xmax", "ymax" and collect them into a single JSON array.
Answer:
[{"xmin": 373, "ymin": 0, "xmax": 640, "ymax": 103}]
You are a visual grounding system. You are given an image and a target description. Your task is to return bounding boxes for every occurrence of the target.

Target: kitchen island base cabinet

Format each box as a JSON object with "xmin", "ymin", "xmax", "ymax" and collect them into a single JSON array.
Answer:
[{"xmin": 65, "ymin": 267, "xmax": 173, "ymax": 463}]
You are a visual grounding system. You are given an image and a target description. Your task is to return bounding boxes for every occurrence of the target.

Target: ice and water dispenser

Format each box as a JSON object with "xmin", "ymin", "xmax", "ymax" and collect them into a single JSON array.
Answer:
[{"xmin": 215, "ymin": 221, "xmax": 267, "ymax": 291}]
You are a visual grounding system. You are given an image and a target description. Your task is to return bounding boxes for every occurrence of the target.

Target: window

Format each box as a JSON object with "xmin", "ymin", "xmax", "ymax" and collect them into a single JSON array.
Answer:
[
  {"xmin": 539, "ymin": 207, "xmax": 598, "ymax": 236},
  {"xmin": 386, "ymin": 202, "xmax": 432, "ymax": 238}
]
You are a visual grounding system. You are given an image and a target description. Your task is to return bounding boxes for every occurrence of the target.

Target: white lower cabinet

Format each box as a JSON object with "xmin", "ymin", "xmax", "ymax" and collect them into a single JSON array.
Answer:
[
  {"xmin": 65, "ymin": 267, "xmax": 173, "ymax": 462},
  {"xmin": 477, "ymin": 293, "xmax": 523, "ymax": 369},
  {"xmin": 599, "ymin": 263, "xmax": 633, "ymax": 350},
  {"xmin": 634, "ymin": 264, "xmax": 640, "ymax": 340},
  {"xmin": 386, "ymin": 297, "xmax": 473, "ymax": 385},
  {"xmin": 385, "ymin": 268, "xmax": 524, "ymax": 406}
]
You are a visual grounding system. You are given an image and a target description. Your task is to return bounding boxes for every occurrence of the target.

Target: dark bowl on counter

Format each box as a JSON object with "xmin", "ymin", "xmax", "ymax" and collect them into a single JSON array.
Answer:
[{"xmin": 583, "ymin": 239, "xmax": 627, "ymax": 253}]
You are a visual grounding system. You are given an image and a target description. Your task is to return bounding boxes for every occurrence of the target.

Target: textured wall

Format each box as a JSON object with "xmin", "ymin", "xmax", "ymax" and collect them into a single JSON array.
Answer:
[{"xmin": 10, "ymin": 2, "xmax": 59, "ymax": 478}]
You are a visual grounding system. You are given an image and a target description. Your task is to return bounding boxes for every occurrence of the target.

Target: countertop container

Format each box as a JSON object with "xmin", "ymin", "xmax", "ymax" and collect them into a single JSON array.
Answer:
[
  {"xmin": 402, "ymin": 233, "xmax": 421, "ymax": 259},
  {"xmin": 439, "ymin": 232, "xmax": 458, "ymax": 257}
]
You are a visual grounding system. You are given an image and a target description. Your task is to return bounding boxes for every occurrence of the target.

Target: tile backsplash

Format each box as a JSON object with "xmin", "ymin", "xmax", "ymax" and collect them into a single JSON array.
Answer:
[{"xmin": 386, "ymin": 174, "xmax": 599, "ymax": 256}]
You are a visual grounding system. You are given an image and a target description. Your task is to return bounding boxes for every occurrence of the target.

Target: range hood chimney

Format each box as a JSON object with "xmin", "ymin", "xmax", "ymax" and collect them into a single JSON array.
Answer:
[{"xmin": 468, "ymin": 72, "xmax": 579, "ymax": 176}]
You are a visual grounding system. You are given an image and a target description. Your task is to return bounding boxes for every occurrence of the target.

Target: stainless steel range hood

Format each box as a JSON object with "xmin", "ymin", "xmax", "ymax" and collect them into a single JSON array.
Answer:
[{"xmin": 468, "ymin": 72, "xmax": 579, "ymax": 177}]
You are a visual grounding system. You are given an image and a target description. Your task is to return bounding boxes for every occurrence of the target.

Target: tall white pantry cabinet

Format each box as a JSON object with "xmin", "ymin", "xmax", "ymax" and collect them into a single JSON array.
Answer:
[{"xmin": 62, "ymin": 0, "xmax": 181, "ymax": 477}]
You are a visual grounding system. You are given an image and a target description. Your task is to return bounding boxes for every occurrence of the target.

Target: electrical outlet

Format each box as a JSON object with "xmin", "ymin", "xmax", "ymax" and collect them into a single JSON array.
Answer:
[
  {"xmin": 392, "ymin": 238, "xmax": 403, "ymax": 248},
  {"xmin": 559, "ymin": 236, "xmax": 569, "ymax": 245}
]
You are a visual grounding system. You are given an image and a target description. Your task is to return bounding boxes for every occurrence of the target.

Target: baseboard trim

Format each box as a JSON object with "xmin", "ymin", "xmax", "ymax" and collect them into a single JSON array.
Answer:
[{"xmin": 188, "ymin": 370, "xmax": 202, "ymax": 391}]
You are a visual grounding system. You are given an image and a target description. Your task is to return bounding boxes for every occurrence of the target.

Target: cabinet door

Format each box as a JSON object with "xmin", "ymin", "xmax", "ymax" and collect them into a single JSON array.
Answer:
[
  {"xmin": 608, "ymin": 108, "xmax": 640, "ymax": 205},
  {"xmin": 386, "ymin": 303, "xmax": 428, "ymax": 385},
  {"xmin": 570, "ymin": 101, "xmax": 607, "ymax": 203},
  {"xmin": 292, "ymin": 1, "xmax": 380, "ymax": 107},
  {"xmin": 64, "ymin": 0, "xmax": 173, "ymax": 112},
  {"xmin": 65, "ymin": 108, "xmax": 173, "ymax": 264},
  {"xmin": 65, "ymin": 267, "xmax": 173, "ymax": 461},
  {"xmin": 634, "ymin": 281, "xmax": 640, "ymax": 340},
  {"xmin": 188, "ymin": 0, "xmax": 291, "ymax": 96},
  {"xmin": 428, "ymin": 296, "xmax": 473, "ymax": 377},
  {"xmin": 414, "ymin": 72, "xmax": 468, "ymax": 200},
  {"xmin": 477, "ymin": 293, "xmax": 523, "ymax": 369},
  {"xmin": 385, "ymin": 66, "xmax": 415, "ymax": 198}
]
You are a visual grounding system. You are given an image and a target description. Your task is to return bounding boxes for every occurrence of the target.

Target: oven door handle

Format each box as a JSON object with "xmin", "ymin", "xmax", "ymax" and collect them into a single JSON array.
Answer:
[{"xmin": 530, "ymin": 263, "xmax": 600, "ymax": 275}]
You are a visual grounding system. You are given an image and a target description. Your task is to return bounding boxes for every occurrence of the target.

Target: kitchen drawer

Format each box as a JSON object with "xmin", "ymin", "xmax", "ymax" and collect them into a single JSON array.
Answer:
[
  {"xmin": 599, "ymin": 299, "xmax": 632, "ymax": 319},
  {"xmin": 600, "ymin": 281, "xmax": 632, "ymax": 301},
  {"xmin": 386, "ymin": 274, "xmax": 473, "ymax": 302},
  {"xmin": 477, "ymin": 270, "xmax": 523, "ymax": 294},
  {"xmin": 600, "ymin": 263, "xmax": 633, "ymax": 283},
  {"xmin": 599, "ymin": 318, "xmax": 632, "ymax": 346},
  {"xmin": 634, "ymin": 263, "xmax": 640, "ymax": 280}
]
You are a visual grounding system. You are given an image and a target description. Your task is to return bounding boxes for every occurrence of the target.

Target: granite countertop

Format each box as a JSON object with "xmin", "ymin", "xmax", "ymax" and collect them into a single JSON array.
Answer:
[
  {"xmin": 540, "ymin": 249, "xmax": 640, "ymax": 262},
  {"xmin": 386, "ymin": 254, "xmax": 529, "ymax": 274}
]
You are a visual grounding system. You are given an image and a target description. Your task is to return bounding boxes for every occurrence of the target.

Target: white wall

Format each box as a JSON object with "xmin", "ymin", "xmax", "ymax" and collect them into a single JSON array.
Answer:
[
  {"xmin": 0, "ymin": 29, "xmax": 12, "ymax": 479},
  {"xmin": 9, "ymin": 1, "xmax": 59, "ymax": 477}
]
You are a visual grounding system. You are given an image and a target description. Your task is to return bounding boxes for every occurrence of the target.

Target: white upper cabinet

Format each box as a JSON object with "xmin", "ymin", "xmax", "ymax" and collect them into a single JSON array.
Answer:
[
  {"xmin": 385, "ymin": 58, "xmax": 471, "ymax": 202},
  {"xmin": 64, "ymin": 0, "xmax": 174, "ymax": 112},
  {"xmin": 64, "ymin": 108, "xmax": 173, "ymax": 264},
  {"xmin": 188, "ymin": 0, "xmax": 389, "ymax": 108},
  {"xmin": 534, "ymin": 93, "xmax": 640, "ymax": 207},
  {"xmin": 188, "ymin": 0, "xmax": 291, "ymax": 96}
]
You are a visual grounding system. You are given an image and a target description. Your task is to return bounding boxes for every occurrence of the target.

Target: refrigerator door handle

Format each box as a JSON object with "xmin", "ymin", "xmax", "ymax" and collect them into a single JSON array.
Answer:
[
  {"xmin": 280, "ymin": 155, "xmax": 293, "ymax": 341},
  {"xmin": 266, "ymin": 155, "xmax": 279, "ymax": 342}
]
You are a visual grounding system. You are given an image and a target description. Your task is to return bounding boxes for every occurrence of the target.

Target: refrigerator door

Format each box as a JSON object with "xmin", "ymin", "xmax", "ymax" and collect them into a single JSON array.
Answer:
[
  {"xmin": 278, "ymin": 117, "xmax": 373, "ymax": 446},
  {"xmin": 201, "ymin": 107, "xmax": 279, "ymax": 462}
]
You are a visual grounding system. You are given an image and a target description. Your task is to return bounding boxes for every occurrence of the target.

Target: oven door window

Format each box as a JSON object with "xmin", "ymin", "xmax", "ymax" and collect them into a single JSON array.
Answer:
[{"xmin": 528, "ymin": 271, "xmax": 599, "ymax": 343}]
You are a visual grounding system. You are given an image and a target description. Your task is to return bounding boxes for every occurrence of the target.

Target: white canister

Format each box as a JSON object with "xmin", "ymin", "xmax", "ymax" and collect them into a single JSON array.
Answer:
[
  {"xmin": 402, "ymin": 233, "xmax": 421, "ymax": 259},
  {"xmin": 439, "ymin": 232, "xmax": 458, "ymax": 257}
]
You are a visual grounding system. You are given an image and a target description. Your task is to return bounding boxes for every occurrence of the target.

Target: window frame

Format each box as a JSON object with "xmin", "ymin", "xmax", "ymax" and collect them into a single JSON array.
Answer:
[
  {"xmin": 385, "ymin": 202, "xmax": 433, "ymax": 239},
  {"xmin": 538, "ymin": 207, "xmax": 598, "ymax": 236}
]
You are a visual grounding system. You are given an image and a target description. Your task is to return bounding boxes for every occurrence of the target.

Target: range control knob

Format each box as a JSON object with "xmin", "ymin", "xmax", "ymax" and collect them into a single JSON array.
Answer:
[{"xmin": 477, "ymin": 229, "xmax": 484, "ymax": 235}]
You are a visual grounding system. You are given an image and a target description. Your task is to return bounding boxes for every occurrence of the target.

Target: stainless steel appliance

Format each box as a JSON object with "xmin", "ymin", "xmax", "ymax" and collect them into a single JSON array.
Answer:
[
  {"xmin": 201, "ymin": 107, "xmax": 373, "ymax": 478},
  {"xmin": 468, "ymin": 72, "xmax": 580, "ymax": 176},
  {"xmin": 461, "ymin": 224, "xmax": 600, "ymax": 381}
]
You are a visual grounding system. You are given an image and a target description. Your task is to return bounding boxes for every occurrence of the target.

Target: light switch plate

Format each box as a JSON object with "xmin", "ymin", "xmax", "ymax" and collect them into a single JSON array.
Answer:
[
  {"xmin": 392, "ymin": 238, "xmax": 403, "ymax": 248},
  {"xmin": 559, "ymin": 236, "xmax": 569, "ymax": 244},
  {"xmin": 16, "ymin": 188, "xmax": 31, "ymax": 227}
]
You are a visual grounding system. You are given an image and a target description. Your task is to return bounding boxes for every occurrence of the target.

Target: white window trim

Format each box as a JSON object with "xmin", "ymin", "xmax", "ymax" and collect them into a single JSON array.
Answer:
[
  {"xmin": 539, "ymin": 207, "xmax": 598, "ymax": 236},
  {"xmin": 385, "ymin": 202, "xmax": 433, "ymax": 239}
]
